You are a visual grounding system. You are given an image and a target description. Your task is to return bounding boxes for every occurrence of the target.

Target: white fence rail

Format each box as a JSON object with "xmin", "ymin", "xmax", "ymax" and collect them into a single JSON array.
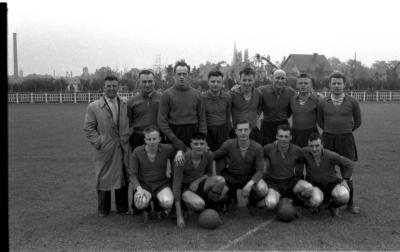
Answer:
[{"xmin": 7, "ymin": 91, "xmax": 400, "ymax": 104}]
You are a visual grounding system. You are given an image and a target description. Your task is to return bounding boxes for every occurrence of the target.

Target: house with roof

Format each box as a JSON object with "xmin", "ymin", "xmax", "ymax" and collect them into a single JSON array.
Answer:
[{"xmin": 281, "ymin": 53, "xmax": 333, "ymax": 78}]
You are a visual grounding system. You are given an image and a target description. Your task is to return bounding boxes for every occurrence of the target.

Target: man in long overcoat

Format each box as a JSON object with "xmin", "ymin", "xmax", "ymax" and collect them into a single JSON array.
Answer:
[{"xmin": 84, "ymin": 75, "xmax": 130, "ymax": 216}]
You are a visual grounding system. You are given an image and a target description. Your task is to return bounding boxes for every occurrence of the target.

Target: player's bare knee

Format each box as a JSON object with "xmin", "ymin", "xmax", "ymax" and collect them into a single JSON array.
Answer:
[
  {"xmin": 188, "ymin": 198, "xmax": 205, "ymax": 211},
  {"xmin": 256, "ymin": 180, "xmax": 269, "ymax": 196},
  {"xmin": 159, "ymin": 195, "xmax": 174, "ymax": 209},
  {"xmin": 309, "ymin": 193, "xmax": 323, "ymax": 207},
  {"xmin": 332, "ymin": 186, "xmax": 349, "ymax": 205},
  {"xmin": 265, "ymin": 194, "xmax": 279, "ymax": 210},
  {"xmin": 294, "ymin": 180, "xmax": 313, "ymax": 195}
]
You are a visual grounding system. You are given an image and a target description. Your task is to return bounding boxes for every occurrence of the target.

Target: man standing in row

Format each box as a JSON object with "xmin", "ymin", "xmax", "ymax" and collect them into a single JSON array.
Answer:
[
  {"xmin": 127, "ymin": 69, "xmax": 162, "ymax": 151},
  {"xmin": 230, "ymin": 67, "xmax": 263, "ymax": 144},
  {"xmin": 317, "ymin": 71, "xmax": 362, "ymax": 214},
  {"xmin": 290, "ymin": 73, "xmax": 320, "ymax": 147},
  {"xmin": 158, "ymin": 60, "xmax": 207, "ymax": 150},
  {"xmin": 84, "ymin": 75, "xmax": 130, "ymax": 217},
  {"xmin": 258, "ymin": 69, "xmax": 296, "ymax": 146},
  {"xmin": 202, "ymin": 70, "xmax": 232, "ymax": 152}
]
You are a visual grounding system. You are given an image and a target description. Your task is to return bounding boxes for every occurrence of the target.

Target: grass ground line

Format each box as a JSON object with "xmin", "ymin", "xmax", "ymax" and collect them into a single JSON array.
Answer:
[{"xmin": 217, "ymin": 218, "xmax": 274, "ymax": 251}]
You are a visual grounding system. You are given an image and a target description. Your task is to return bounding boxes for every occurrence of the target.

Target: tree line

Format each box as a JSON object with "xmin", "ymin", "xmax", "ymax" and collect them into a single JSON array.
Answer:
[{"xmin": 8, "ymin": 58, "xmax": 400, "ymax": 93}]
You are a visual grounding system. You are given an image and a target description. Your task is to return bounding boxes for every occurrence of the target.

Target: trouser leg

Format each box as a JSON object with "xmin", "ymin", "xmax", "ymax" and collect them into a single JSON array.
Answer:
[{"xmin": 98, "ymin": 190, "xmax": 111, "ymax": 214}]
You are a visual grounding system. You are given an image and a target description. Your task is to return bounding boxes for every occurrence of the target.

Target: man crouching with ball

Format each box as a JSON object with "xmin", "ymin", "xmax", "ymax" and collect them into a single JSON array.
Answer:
[
  {"xmin": 173, "ymin": 133, "xmax": 228, "ymax": 228},
  {"xmin": 128, "ymin": 125, "xmax": 184, "ymax": 222},
  {"xmin": 302, "ymin": 133, "xmax": 354, "ymax": 217}
]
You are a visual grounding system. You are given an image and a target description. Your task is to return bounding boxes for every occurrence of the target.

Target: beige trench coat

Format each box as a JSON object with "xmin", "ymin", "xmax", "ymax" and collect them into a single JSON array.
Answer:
[{"xmin": 84, "ymin": 96, "xmax": 130, "ymax": 190}]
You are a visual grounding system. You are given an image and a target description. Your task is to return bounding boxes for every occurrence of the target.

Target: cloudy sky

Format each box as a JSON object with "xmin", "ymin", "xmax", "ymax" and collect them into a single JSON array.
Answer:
[{"xmin": 6, "ymin": 0, "xmax": 400, "ymax": 76}]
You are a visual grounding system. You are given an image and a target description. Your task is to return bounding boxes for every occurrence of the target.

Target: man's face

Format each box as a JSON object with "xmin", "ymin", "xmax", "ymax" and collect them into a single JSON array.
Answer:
[
  {"xmin": 330, "ymin": 77, "xmax": 345, "ymax": 95},
  {"xmin": 235, "ymin": 122, "xmax": 251, "ymax": 141},
  {"xmin": 273, "ymin": 70, "xmax": 286, "ymax": 89},
  {"xmin": 174, "ymin": 66, "xmax": 189, "ymax": 88},
  {"xmin": 139, "ymin": 74, "xmax": 155, "ymax": 95},
  {"xmin": 276, "ymin": 129, "xmax": 292, "ymax": 149},
  {"xmin": 308, "ymin": 139, "xmax": 323, "ymax": 157},
  {"xmin": 190, "ymin": 139, "xmax": 208, "ymax": 155},
  {"xmin": 144, "ymin": 131, "xmax": 161, "ymax": 149},
  {"xmin": 239, "ymin": 74, "xmax": 255, "ymax": 93},
  {"xmin": 104, "ymin": 80, "xmax": 118, "ymax": 99},
  {"xmin": 296, "ymin": 77, "xmax": 312, "ymax": 93},
  {"xmin": 208, "ymin": 76, "xmax": 223, "ymax": 94}
]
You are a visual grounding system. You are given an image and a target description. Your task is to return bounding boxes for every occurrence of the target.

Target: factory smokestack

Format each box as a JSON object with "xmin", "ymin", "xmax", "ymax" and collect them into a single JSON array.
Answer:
[{"xmin": 13, "ymin": 32, "xmax": 18, "ymax": 78}]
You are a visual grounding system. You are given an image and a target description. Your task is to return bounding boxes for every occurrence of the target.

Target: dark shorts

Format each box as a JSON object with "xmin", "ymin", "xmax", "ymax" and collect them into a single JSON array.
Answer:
[
  {"xmin": 182, "ymin": 180, "xmax": 208, "ymax": 199},
  {"xmin": 229, "ymin": 127, "xmax": 262, "ymax": 145},
  {"xmin": 307, "ymin": 177, "xmax": 342, "ymax": 203},
  {"xmin": 261, "ymin": 120, "xmax": 289, "ymax": 146},
  {"xmin": 207, "ymin": 124, "xmax": 230, "ymax": 151},
  {"xmin": 292, "ymin": 127, "xmax": 319, "ymax": 148},
  {"xmin": 265, "ymin": 176, "xmax": 300, "ymax": 199},
  {"xmin": 170, "ymin": 124, "xmax": 199, "ymax": 148},
  {"xmin": 140, "ymin": 179, "xmax": 171, "ymax": 197},
  {"xmin": 322, "ymin": 132, "xmax": 358, "ymax": 161}
]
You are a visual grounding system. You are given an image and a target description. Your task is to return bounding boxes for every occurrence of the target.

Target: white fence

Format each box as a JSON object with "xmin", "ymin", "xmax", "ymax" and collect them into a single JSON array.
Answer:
[{"xmin": 7, "ymin": 91, "xmax": 400, "ymax": 104}]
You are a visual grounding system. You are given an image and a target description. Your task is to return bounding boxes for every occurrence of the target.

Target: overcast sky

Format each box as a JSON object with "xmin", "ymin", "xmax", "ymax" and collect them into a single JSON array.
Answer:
[{"xmin": 6, "ymin": 0, "xmax": 400, "ymax": 76}]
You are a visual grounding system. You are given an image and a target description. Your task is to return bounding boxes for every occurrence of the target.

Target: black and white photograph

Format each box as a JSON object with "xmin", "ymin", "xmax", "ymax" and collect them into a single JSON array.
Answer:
[{"xmin": 6, "ymin": 0, "xmax": 400, "ymax": 250}]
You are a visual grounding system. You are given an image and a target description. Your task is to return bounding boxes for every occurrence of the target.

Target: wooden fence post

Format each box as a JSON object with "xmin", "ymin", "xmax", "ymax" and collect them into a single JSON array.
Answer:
[
  {"xmin": 16, "ymin": 93, "xmax": 19, "ymax": 104},
  {"xmin": 60, "ymin": 93, "xmax": 62, "ymax": 104},
  {"xmin": 31, "ymin": 93, "xmax": 33, "ymax": 104},
  {"xmin": 74, "ymin": 92, "xmax": 77, "ymax": 104}
]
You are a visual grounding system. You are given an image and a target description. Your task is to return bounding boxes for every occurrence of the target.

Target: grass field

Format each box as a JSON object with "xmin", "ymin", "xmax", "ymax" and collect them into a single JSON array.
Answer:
[{"xmin": 8, "ymin": 103, "xmax": 400, "ymax": 251}]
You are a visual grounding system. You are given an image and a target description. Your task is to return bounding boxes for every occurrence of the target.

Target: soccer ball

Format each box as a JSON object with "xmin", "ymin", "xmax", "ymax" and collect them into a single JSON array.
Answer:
[
  {"xmin": 198, "ymin": 209, "xmax": 223, "ymax": 229},
  {"xmin": 276, "ymin": 198, "xmax": 297, "ymax": 222}
]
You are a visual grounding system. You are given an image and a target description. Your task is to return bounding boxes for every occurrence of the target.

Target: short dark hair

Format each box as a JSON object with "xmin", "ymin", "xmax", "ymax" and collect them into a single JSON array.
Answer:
[
  {"xmin": 138, "ymin": 69, "xmax": 155, "ymax": 79},
  {"xmin": 234, "ymin": 119, "xmax": 251, "ymax": 129},
  {"xmin": 174, "ymin": 60, "xmax": 191, "ymax": 73},
  {"xmin": 329, "ymin": 71, "xmax": 346, "ymax": 83},
  {"xmin": 191, "ymin": 132, "xmax": 207, "ymax": 142},
  {"xmin": 308, "ymin": 132, "xmax": 321, "ymax": 142},
  {"xmin": 104, "ymin": 75, "xmax": 118, "ymax": 82},
  {"xmin": 298, "ymin": 73, "xmax": 315, "ymax": 86},
  {"xmin": 276, "ymin": 124, "xmax": 291, "ymax": 134},
  {"xmin": 208, "ymin": 70, "xmax": 224, "ymax": 80},
  {"xmin": 239, "ymin": 67, "xmax": 256, "ymax": 78},
  {"xmin": 143, "ymin": 125, "xmax": 160, "ymax": 135}
]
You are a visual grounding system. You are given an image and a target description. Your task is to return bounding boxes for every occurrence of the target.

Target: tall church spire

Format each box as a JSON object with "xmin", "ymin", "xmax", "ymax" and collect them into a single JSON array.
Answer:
[{"xmin": 231, "ymin": 42, "xmax": 237, "ymax": 66}]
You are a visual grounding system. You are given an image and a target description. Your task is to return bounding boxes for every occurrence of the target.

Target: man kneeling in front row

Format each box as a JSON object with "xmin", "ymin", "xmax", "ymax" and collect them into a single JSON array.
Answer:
[
  {"xmin": 128, "ymin": 125, "xmax": 184, "ymax": 222},
  {"xmin": 302, "ymin": 133, "xmax": 353, "ymax": 216},
  {"xmin": 173, "ymin": 133, "xmax": 228, "ymax": 228},
  {"xmin": 263, "ymin": 124, "xmax": 314, "ymax": 210}
]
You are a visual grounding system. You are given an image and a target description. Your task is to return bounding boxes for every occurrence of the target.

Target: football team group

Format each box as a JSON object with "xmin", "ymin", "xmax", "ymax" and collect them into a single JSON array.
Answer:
[{"xmin": 84, "ymin": 60, "xmax": 361, "ymax": 227}]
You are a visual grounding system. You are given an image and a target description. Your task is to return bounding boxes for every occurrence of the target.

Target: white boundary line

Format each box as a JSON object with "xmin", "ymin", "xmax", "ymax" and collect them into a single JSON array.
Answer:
[{"xmin": 217, "ymin": 219, "xmax": 274, "ymax": 251}]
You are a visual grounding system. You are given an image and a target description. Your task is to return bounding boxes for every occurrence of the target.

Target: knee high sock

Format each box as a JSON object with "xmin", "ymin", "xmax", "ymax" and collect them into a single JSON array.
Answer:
[{"xmin": 347, "ymin": 180, "xmax": 354, "ymax": 206}]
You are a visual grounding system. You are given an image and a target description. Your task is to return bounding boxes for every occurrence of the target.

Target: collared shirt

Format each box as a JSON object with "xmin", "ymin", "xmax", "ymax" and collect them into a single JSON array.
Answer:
[
  {"xmin": 264, "ymin": 142, "xmax": 305, "ymax": 180},
  {"xmin": 127, "ymin": 91, "xmax": 161, "ymax": 132},
  {"xmin": 128, "ymin": 143, "xmax": 176, "ymax": 190},
  {"xmin": 173, "ymin": 151, "xmax": 213, "ymax": 201},
  {"xmin": 258, "ymin": 85, "xmax": 296, "ymax": 122},
  {"xmin": 230, "ymin": 88, "xmax": 262, "ymax": 128},
  {"xmin": 213, "ymin": 139, "xmax": 264, "ymax": 183},
  {"xmin": 302, "ymin": 147, "xmax": 354, "ymax": 186},
  {"xmin": 290, "ymin": 93, "xmax": 320, "ymax": 130},
  {"xmin": 202, "ymin": 90, "xmax": 232, "ymax": 126},
  {"xmin": 317, "ymin": 94, "xmax": 362, "ymax": 134}
]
